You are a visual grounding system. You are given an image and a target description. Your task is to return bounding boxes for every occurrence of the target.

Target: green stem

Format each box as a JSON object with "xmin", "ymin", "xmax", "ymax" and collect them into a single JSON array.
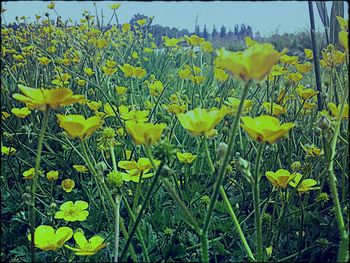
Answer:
[
  {"xmin": 219, "ymin": 186, "xmax": 255, "ymax": 261},
  {"xmin": 252, "ymin": 143, "xmax": 264, "ymax": 262},
  {"xmin": 114, "ymin": 195, "xmax": 121, "ymax": 263},
  {"xmin": 201, "ymin": 80, "xmax": 252, "ymax": 262},
  {"xmin": 160, "ymin": 177, "xmax": 201, "ymax": 235},
  {"xmin": 326, "ymin": 83, "xmax": 349, "ymax": 262},
  {"xmin": 30, "ymin": 109, "xmax": 50, "ymax": 263},
  {"xmin": 120, "ymin": 157, "xmax": 164, "ymax": 261},
  {"xmin": 203, "ymin": 138, "xmax": 215, "ymax": 173}
]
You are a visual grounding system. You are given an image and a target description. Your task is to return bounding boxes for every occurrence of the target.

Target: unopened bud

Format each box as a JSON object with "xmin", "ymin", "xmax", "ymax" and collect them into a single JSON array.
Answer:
[{"xmin": 107, "ymin": 171, "xmax": 123, "ymax": 187}]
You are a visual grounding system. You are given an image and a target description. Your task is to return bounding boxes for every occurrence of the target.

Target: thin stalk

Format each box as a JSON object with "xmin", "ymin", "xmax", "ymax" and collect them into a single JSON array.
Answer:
[
  {"xmin": 29, "ymin": 109, "xmax": 50, "ymax": 263},
  {"xmin": 114, "ymin": 195, "xmax": 121, "ymax": 263},
  {"xmin": 219, "ymin": 186, "xmax": 255, "ymax": 261},
  {"xmin": 252, "ymin": 143, "xmax": 264, "ymax": 262},
  {"xmin": 201, "ymin": 80, "xmax": 252, "ymax": 262}
]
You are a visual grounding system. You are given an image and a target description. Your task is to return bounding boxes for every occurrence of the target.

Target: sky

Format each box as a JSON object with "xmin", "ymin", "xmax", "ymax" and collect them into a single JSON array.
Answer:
[{"xmin": 1, "ymin": 1, "xmax": 349, "ymax": 36}]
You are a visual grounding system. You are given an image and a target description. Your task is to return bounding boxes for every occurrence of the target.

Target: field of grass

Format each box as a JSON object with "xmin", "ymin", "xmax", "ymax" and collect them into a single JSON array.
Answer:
[{"xmin": 1, "ymin": 3, "xmax": 349, "ymax": 262}]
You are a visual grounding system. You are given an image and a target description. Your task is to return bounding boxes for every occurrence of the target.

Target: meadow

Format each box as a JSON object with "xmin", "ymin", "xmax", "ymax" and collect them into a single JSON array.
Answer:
[{"xmin": 1, "ymin": 2, "xmax": 349, "ymax": 262}]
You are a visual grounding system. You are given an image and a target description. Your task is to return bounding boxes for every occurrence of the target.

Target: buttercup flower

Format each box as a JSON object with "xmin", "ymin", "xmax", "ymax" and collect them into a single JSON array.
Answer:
[
  {"xmin": 55, "ymin": 200, "xmax": 89, "ymax": 222},
  {"xmin": 265, "ymin": 169, "xmax": 297, "ymax": 188},
  {"xmin": 23, "ymin": 167, "xmax": 35, "ymax": 180},
  {"xmin": 65, "ymin": 231, "xmax": 106, "ymax": 256},
  {"xmin": 327, "ymin": 102, "xmax": 349, "ymax": 119},
  {"xmin": 1, "ymin": 146, "xmax": 17, "ymax": 156},
  {"xmin": 12, "ymin": 84, "xmax": 85, "ymax": 111},
  {"xmin": 225, "ymin": 98, "xmax": 253, "ymax": 115},
  {"xmin": 118, "ymin": 157, "xmax": 160, "ymax": 182},
  {"xmin": 289, "ymin": 173, "xmax": 320, "ymax": 194},
  {"xmin": 11, "ymin": 107, "xmax": 31, "ymax": 118},
  {"xmin": 177, "ymin": 107, "xmax": 228, "ymax": 137},
  {"xmin": 57, "ymin": 114, "xmax": 103, "ymax": 140},
  {"xmin": 262, "ymin": 102, "xmax": 286, "ymax": 116},
  {"xmin": 62, "ymin": 178, "xmax": 75, "ymax": 192},
  {"xmin": 296, "ymin": 85, "xmax": 319, "ymax": 100},
  {"xmin": 216, "ymin": 42, "xmax": 284, "ymax": 82},
  {"xmin": 301, "ymin": 143, "xmax": 324, "ymax": 157},
  {"xmin": 176, "ymin": 152, "xmax": 197, "ymax": 164},
  {"xmin": 73, "ymin": 165, "xmax": 89, "ymax": 173},
  {"xmin": 125, "ymin": 121, "xmax": 166, "ymax": 146},
  {"xmin": 28, "ymin": 225, "xmax": 73, "ymax": 251},
  {"xmin": 47, "ymin": 170, "xmax": 59, "ymax": 181},
  {"xmin": 241, "ymin": 115, "xmax": 296, "ymax": 144}
]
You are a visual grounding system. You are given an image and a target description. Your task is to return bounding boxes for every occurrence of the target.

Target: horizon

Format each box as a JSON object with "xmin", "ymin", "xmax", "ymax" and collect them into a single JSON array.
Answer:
[{"xmin": 1, "ymin": 1, "xmax": 349, "ymax": 37}]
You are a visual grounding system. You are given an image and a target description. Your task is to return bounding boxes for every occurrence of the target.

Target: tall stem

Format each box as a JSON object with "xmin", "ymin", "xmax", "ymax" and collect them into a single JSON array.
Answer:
[
  {"xmin": 30, "ymin": 109, "xmax": 50, "ymax": 263},
  {"xmin": 114, "ymin": 194, "xmax": 121, "ymax": 262},
  {"xmin": 252, "ymin": 143, "xmax": 264, "ymax": 262},
  {"xmin": 201, "ymin": 80, "xmax": 252, "ymax": 262}
]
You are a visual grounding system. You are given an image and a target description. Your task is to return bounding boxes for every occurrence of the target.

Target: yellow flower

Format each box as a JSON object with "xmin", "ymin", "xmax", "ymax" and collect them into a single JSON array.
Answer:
[
  {"xmin": 304, "ymin": 49, "xmax": 313, "ymax": 60},
  {"xmin": 11, "ymin": 107, "xmax": 31, "ymax": 118},
  {"xmin": 96, "ymin": 38, "xmax": 108, "ymax": 49},
  {"xmin": 77, "ymin": 79, "xmax": 87, "ymax": 86},
  {"xmin": 149, "ymin": 80, "xmax": 164, "ymax": 97},
  {"xmin": 200, "ymin": 41, "xmax": 213, "ymax": 53},
  {"xmin": 55, "ymin": 200, "xmax": 89, "ymax": 222},
  {"xmin": 118, "ymin": 157, "xmax": 160, "ymax": 182},
  {"xmin": 65, "ymin": 231, "xmax": 106, "ymax": 256},
  {"xmin": 339, "ymin": 31, "xmax": 348, "ymax": 53},
  {"xmin": 189, "ymin": 75, "xmax": 206, "ymax": 85},
  {"xmin": 109, "ymin": 3, "xmax": 121, "ymax": 10},
  {"xmin": 23, "ymin": 168, "xmax": 35, "ymax": 180},
  {"xmin": 47, "ymin": 170, "xmax": 59, "ymax": 181},
  {"xmin": 84, "ymin": 67, "xmax": 95, "ymax": 77},
  {"xmin": 241, "ymin": 115, "xmax": 296, "ymax": 144},
  {"xmin": 102, "ymin": 66, "xmax": 117, "ymax": 76},
  {"xmin": 137, "ymin": 19, "xmax": 147, "ymax": 26},
  {"xmin": 296, "ymin": 85, "xmax": 319, "ymax": 100},
  {"xmin": 13, "ymin": 54, "xmax": 24, "ymax": 61},
  {"xmin": 265, "ymin": 169, "xmax": 297, "ymax": 188},
  {"xmin": 56, "ymin": 114, "xmax": 103, "ymax": 140},
  {"xmin": 262, "ymin": 102, "xmax": 286, "ymax": 116},
  {"xmin": 327, "ymin": 102, "xmax": 349, "ymax": 119},
  {"xmin": 62, "ymin": 178, "xmax": 75, "ymax": 192},
  {"xmin": 336, "ymin": 16, "xmax": 348, "ymax": 31},
  {"xmin": 28, "ymin": 225, "xmax": 73, "ymax": 251},
  {"xmin": 47, "ymin": 2, "xmax": 55, "ymax": 9},
  {"xmin": 125, "ymin": 121, "xmax": 166, "ymax": 146},
  {"xmin": 295, "ymin": 62, "xmax": 313, "ymax": 74},
  {"xmin": 177, "ymin": 107, "xmax": 228, "ymax": 137},
  {"xmin": 86, "ymin": 100, "xmax": 102, "ymax": 111},
  {"xmin": 214, "ymin": 68, "xmax": 229, "ymax": 82},
  {"xmin": 2, "ymin": 111, "xmax": 10, "ymax": 120},
  {"xmin": 300, "ymin": 143, "xmax": 324, "ymax": 157},
  {"xmin": 122, "ymin": 23, "xmax": 130, "ymax": 32},
  {"xmin": 176, "ymin": 152, "xmax": 197, "ymax": 164},
  {"xmin": 1, "ymin": 146, "xmax": 16, "ymax": 156},
  {"xmin": 106, "ymin": 59, "xmax": 117, "ymax": 68},
  {"xmin": 37, "ymin": 57, "xmax": 51, "ymax": 65},
  {"xmin": 165, "ymin": 104, "xmax": 187, "ymax": 115},
  {"xmin": 119, "ymin": 106, "xmax": 149, "ymax": 122},
  {"xmin": 12, "ymin": 84, "xmax": 85, "ymax": 111},
  {"xmin": 225, "ymin": 98, "xmax": 253, "ymax": 115},
  {"xmin": 103, "ymin": 103, "xmax": 118, "ymax": 117},
  {"xmin": 216, "ymin": 43, "xmax": 283, "ymax": 82},
  {"xmin": 163, "ymin": 37, "xmax": 181, "ymax": 47},
  {"xmin": 289, "ymin": 173, "xmax": 320, "ymax": 194},
  {"xmin": 116, "ymin": 86, "xmax": 127, "ymax": 95},
  {"xmin": 288, "ymin": 72, "xmax": 303, "ymax": 83},
  {"xmin": 184, "ymin": 35, "xmax": 204, "ymax": 46},
  {"xmin": 73, "ymin": 165, "xmax": 89, "ymax": 173},
  {"xmin": 280, "ymin": 54, "xmax": 298, "ymax": 65}
]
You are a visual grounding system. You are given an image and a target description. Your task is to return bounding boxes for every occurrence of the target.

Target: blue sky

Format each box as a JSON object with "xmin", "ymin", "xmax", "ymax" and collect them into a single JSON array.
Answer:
[{"xmin": 1, "ymin": 1, "xmax": 349, "ymax": 36}]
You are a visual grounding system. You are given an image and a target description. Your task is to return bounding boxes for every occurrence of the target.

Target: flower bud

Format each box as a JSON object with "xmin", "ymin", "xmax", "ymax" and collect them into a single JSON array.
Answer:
[
  {"xmin": 107, "ymin": 171, "xmax": 123, "ymax": 187},
  {"xmin": 291, "ymin": 161, "xmax": 302, "ymax": 172},
  {"xmin": 95, "ymin": 162, "xmax": 107, "ymax": 175},
  {"xmin": 317, "ymin": 116, "xmax": 331, "ymax": 130},
  {"xmin": 216, "ymin": 142, "xmax": 228, "ymax": 160}
]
